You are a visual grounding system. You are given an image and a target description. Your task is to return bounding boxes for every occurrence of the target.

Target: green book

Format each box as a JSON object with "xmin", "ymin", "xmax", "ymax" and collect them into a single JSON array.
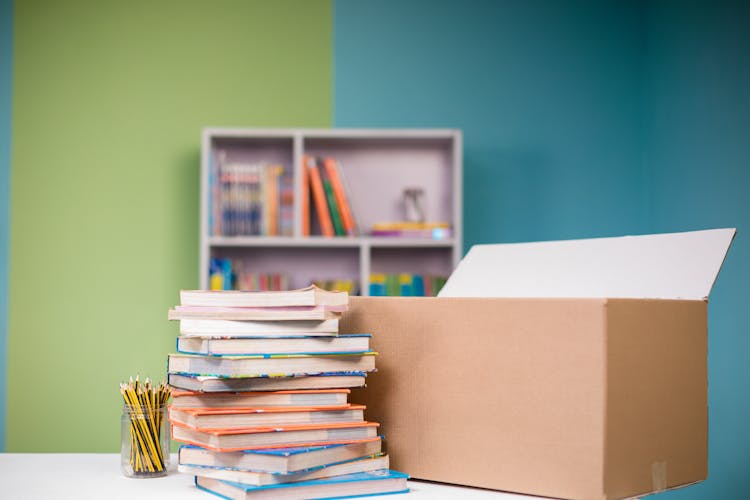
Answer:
[{"xmin": 322, "ymin": 179, "xmax": 345, "ymax": 236}]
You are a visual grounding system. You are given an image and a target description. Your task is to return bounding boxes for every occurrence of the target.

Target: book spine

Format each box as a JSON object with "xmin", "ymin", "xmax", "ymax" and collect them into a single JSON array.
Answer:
[
  {"xmin": 301, "ymin": 155, "xmax": 310, "ymax": 236},
  {"xmin": 322, "ymin": 176, "xmax": 345, "ymax": 236},
  {"xmin": 306, "ymin": 156, "xmax": 334, "ymax": 237}
]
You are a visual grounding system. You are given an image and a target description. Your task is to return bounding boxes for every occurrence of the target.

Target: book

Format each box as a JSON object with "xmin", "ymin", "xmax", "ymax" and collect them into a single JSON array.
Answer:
[
  {"xmin": 178, "ymin": 318, "xmax": 340, "ymax": 337},
  {"xmin": 179, "ymin": 454, "xmax": 389, "ymax": 487},
  {"xmin": 305, "ymin": 154, "xmax": 334, "ymax": 237},
  {"xmin": 195, "ymin": 469, "xmax": 409, "ymax": 500},
  {"xmin": 168, "ymin": 305, "xmax": 343, "ymax": 322},
  {"xmin": 180, "ymin": 285, "xmax": 348, "ymax": 308},
  {"xmin": 279, "ymin": 171, "xmax": 294, "ymax": 237},
  {"xmin": 172, "ymin": 420, "xmax": 380, "ymax": 451},
  {"xmin": 301, "ymin": 154, "xmax": 310, "ymax": 236},
  {"xmin": 169, "ymin": 404, "xmax": 365, "ymax": 430},
  {"xmin": 170, "ymin": 389, "xmax": 350, "ymax": 409},
  {"xmin": 318, "ymin": 158, "xmax": 345, "ymax": 236},
  {"xmin": 263, "ymin": 164, "xmax": 282, "ymax": 236},
  {"xmin": 178, "ymin": 438, "xmax": 382, "ymax": 474},
  {"xmin": 167, "ymin": 352, "xmax": 377, "ymax": 378},
  {"xmin": 321, "ymin": 157, "xmax": 357, "ymax": 236},
  {"xmin": 368, "ymin": 274, "xmax": 386, "ymax": 296},
  {"xmin": 177, "ymin": 334, "xmax": 370, "ymax": 355},
  {"xmin": 167, "ymin": 373, "xmax": 367, "ymax": 393}
]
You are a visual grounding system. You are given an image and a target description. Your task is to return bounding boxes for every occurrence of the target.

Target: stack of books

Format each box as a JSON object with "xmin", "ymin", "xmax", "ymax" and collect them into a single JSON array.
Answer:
[{"xmin": 167, "ymin": 285, "xmax": 409, "ymax": 499}]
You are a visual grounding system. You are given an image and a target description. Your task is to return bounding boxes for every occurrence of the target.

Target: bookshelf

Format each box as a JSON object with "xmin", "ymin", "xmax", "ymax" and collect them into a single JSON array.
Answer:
[{"xmin": 199, "ymin": 128, "xmax": 463, "ymax": 296}]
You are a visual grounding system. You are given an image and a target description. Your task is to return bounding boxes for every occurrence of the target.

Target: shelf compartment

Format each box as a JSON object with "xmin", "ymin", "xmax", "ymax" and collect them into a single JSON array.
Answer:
[
  {"xmin": 370, "ymin": 247, "xmax": 454, "ymax": 277},
  {"xmin": 206, "ymin": 134, "xmax": 295, "ymax": 237},
  {"xmin": 209, "ymin": 246, "xmax": 360, "ymax": 292},
  {"xmin": 303, "ymin": 136, "xmax": 456, "ymax": 235}
]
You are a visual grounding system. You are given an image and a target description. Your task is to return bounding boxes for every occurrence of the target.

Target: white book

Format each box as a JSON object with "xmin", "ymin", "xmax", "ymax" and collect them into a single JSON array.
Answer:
[
  {"xmin": 180, "ymin": 285, "xmax": 348, "ymax": 308},
  {"xmin": 167, "ymin": 373, "xmax": 367, "ymax": 393},
  {"xmin": 178, "ymin": 318, "xmax": 340, "ymax": 337}
]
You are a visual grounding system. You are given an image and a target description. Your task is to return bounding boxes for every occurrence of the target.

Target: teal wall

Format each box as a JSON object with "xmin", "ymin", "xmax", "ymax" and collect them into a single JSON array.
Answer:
[
  {"xmin": 0, "ymin": 0, "xmax": 13, "ymax": 452},
  {"xmin": 334, "ymin": 0, "xmax": 646, "ymax": 246},
  {"xmin": 334, "ymin": 0, "xmax": 749, "ymax": 498},
  {"xmin": 643, "ymin": 1, "xmax": 750, "ymax": 498}
]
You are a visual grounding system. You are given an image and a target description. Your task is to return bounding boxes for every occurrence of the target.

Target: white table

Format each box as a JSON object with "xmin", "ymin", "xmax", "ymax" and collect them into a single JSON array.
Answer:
[{"xmin": 0, "ymin": 453, "xmax": 537, "ymax": 499}]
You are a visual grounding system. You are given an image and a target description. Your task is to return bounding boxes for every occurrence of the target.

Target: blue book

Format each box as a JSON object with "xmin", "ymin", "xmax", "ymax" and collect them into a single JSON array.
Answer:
[
  {"xmin": 196, "ymin": 469, "xmax": 409, "ymax": 499},
  {"xmin": 167, "ymin": 351, "xmax": 377, "ymax": 378},
  {"xmin": 176, "ymin": 334, "xmax": 371, "ymax": 356},
  {"xmin": 411, "ymin": 274, "xmax": 425, "ymax": 296}
]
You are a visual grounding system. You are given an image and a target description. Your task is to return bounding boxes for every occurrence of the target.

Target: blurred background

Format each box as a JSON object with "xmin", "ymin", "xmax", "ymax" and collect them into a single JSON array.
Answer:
[{"xmin": 1, "ymin": 1, "xmax": 748, "ymax": 498}]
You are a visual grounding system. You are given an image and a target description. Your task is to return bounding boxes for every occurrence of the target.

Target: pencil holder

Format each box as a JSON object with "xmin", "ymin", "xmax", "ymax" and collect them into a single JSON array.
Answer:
[{"xmin": 120, "ymin": 402, "xmax": 170, "ymax": 478}]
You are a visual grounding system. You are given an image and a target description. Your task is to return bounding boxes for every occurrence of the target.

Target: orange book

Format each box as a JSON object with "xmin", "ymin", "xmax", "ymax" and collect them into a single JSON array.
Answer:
[
  {"xmin": 171, "ymin": 420, "xmax": 379, "ymax": 452},
  {"xmin": 169, "ymin": 404, "xmax": 366, "ymax": 431},
  {"xmin": 264, "ymin": 164, "xmax": 281, "ymax": 236},
  {"xmin": 305, "ymin": 155, "xmax": 334, "ymax": 237},
  {"xmin": 322, "ymin": 157, "xmax": 356, "ymax": 235},
  {"xmin": 301, "ymin": 155, "xmax": 310, "ymax": 236}
]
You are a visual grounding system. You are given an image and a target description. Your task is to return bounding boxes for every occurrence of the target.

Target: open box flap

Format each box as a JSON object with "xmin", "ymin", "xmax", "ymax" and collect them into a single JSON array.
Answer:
[{"xmin": 439, "ymin": 228, "xmax": 736, "ymax": 300}]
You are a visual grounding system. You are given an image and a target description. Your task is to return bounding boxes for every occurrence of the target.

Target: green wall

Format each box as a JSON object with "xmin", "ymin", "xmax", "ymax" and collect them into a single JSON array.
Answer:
[{"xmin": 7, "ymin": 0, "xmax": 332, "ymax": 451}]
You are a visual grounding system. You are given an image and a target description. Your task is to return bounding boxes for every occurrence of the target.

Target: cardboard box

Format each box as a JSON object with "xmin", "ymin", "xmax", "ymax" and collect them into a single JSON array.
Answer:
[{"xmin": 342, "ymin": 229, "xmax": 735, "ymax": 500}]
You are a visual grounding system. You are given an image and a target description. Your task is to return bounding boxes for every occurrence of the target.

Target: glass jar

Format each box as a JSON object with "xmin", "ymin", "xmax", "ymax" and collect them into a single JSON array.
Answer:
[{"xmin": 121, "ymin": 403, "xmax": 170, "ymax": 478}]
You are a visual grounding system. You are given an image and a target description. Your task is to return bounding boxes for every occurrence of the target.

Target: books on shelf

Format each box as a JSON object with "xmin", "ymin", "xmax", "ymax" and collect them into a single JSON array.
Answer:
[
  {"xmin": 209, "ymin": 258, "xmax": 289, "ymax": 292},
  {"xmin": 304, "ymin": 154, "xmax": 334, "ymax": 237},
  {"xmin": 167, "ymin": 373, "xmax": 367, "ymax": 393},
  {"xmin": 167, "ymin": 352, "xmax": 377, "ymax": 378},
  {"xmin": 177, "ymin": 333, "xmax": 371, "ymax": 355},
  {"xmin": 180, "ymin": 454, "xmax": 389, "ymax": 487},
  {"xmin": 210, "ymin": 153, "xmax": 293, "ymax": 237},
  {"xmin": 178, "ymin": 439, "xmax": 382, "ymax": 474},
  {"xmin": 311, "ymin": 279, "xmax": 358, "ymax": 296},
  {"xmin": 305, "ymin": 155, "xmax": 359, "ymax": 238},
  {"xmin": 321, "ymin": 157, "xmax": 357, "ymax": 236},
  {"xmin": 169, "ymin": 404, "xmax": 366, "ymax": 430},
  {"xmin": 195, "ymin": 469, "xmax": 408, "ymax": 500},
  {"xmin": 170, "ymin": 389, "xmax": 351, "ymax": 409},
  {"xmin": 182, "ymin": 285, "xmax": 348, "ymax": 308},
  {"xmin": 172, "ymin": 421, "xmax": 380, "ymax": 452},
  {"xmin": 369, "ymin": 273, "xmax": 447, "ymax": 296}
]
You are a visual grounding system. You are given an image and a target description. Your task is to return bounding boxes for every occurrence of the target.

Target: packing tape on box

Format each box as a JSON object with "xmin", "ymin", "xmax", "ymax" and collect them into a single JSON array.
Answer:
[{"xmin": 651, "ymin": 461, "xmax": 668, "ymax": 492}]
